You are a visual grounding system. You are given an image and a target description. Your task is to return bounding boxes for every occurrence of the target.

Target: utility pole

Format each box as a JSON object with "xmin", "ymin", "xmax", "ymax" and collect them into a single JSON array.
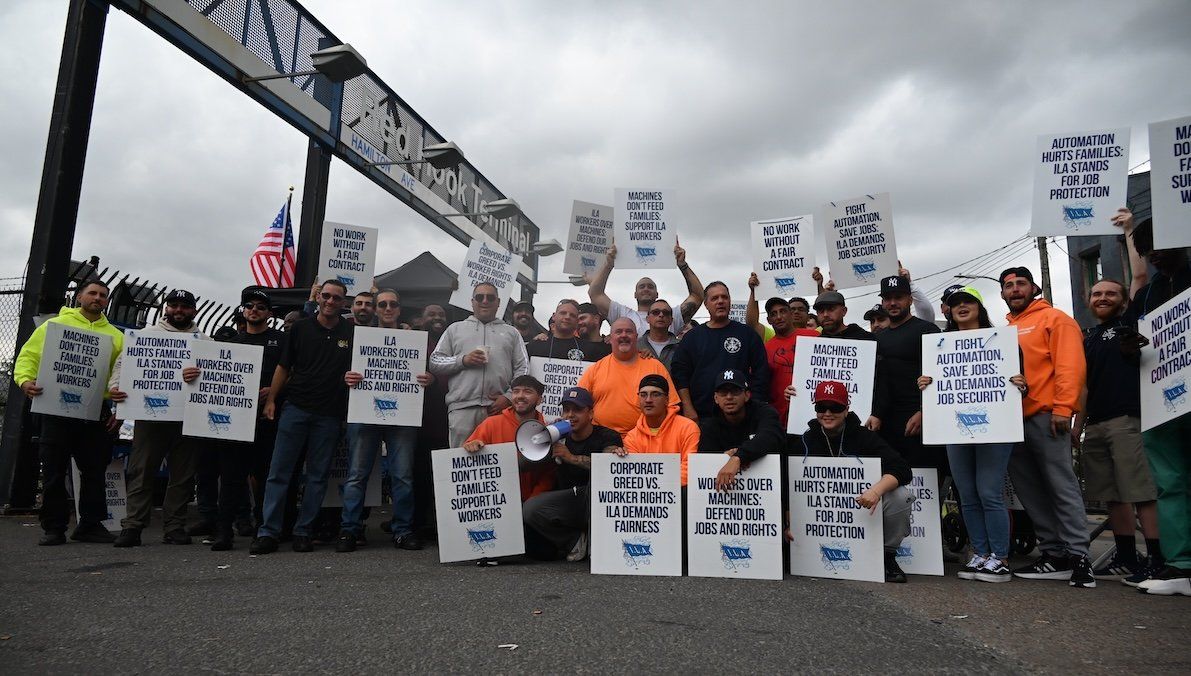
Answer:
[{"xmin": 1036, "ymin": 236, "xmax": 1053, "ymax": 304}]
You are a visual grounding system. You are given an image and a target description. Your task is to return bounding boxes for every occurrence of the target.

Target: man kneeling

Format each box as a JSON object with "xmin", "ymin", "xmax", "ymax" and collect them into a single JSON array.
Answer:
[
  {"xmin": 522, "ymin": 387, "xmax": 622, "ymax": 561},
  {"xmin": 792, "ymin": 380, "xmax": 916, "ymax": 583}
]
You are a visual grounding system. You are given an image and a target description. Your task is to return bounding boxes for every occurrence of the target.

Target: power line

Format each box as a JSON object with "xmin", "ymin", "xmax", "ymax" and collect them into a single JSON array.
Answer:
[{"xmin": 842, "ymin": 234, "xmax": 1031, "ymax": 302}]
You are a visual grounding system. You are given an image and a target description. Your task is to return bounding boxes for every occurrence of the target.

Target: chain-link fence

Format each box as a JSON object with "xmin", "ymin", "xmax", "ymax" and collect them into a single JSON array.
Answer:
[{"xmin": 0, "ymin": 280, "xmax": 22, "ymax": 412}]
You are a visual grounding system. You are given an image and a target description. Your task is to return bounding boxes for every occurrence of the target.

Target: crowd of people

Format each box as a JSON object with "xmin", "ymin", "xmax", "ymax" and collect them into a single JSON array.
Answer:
[{"xmin": 12, "ymin": 210, "xmax": 1190, "ymax": 597}]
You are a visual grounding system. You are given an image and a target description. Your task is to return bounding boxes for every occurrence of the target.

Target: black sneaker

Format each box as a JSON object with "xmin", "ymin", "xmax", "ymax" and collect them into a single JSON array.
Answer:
[
  {"xmin": 1013, "ymin": 552, "xmax": 1072, "ymax": 580},
  {"xmin": 70, "ymin": 523, "xmax": 116, "ymax": 544},
  {"xmin": 335, "ymin": 531, "xmax": 357, "ymax": 553},
  {"xmin": 1123, "ymin": 557, "xmax": 1164, "ymax": 588},
  {"xmin": 394, "ymin": 533, "xmax": 424, "ymax": 551},
  {"xmin": 958, "ymin": 554, "xmax": 988, "ymax": 580},
  {"xmin": 185, "ymin": 521, "xmax": 215, "ymax": 537},
  {"xmin": 210, "ymin": 528, "xmax": 234, "ymax": 552},
  {"xmin": 162, "ymin": 528, "xmax": 192, "ymax": 545},
  {"xmin": 38, "ymin": 531, "xmax": 67, "ymax": 546},
  {"xmin": 249, "ymin": 536, "xmax": 278, "ymax": 555},
  {"xmin": 292, "ymin": 535, "xmax": 314, "ymax": 553},
  {"xmin": 975, "ymin": 556, "xmax": 1012, "ymax": 583},
  {"xmin": 355, "ymin": 531, "xmax": 368, "ymax": 547},
  {"xmin": 233, "ymin": 519, "xmax": 256, "ymax": 537},
  {"xmin": 1069, "ymin": 555, "xmax": 1097, "ymax": 588},
  {"xmin": 884, "ymin": 552, "xmax": 907, "ymax": 583},
  {"xmin": 113, "ymin": 528, "xmax": 142, "ymax": 548},
  {"xmin": 1093, "ymin": 551, "xmax": 1142, "ymax": 578}
]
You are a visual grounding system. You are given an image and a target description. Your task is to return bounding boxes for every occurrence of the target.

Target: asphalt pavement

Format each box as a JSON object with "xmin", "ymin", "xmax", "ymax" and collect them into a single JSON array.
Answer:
[{"xmin": 0, "ymin": 511, "xmax": 1186, "ymax": 674}]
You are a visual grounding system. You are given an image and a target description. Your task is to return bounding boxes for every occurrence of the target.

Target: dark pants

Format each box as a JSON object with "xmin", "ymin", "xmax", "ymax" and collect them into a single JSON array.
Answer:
[
  {"xmin": 196, "ymin": 417, "xmax": 282, "ymax": 527},
  {"xmin": 211, "ymin": 441, "xmax": 251, "ymax": 529},
  {"xmin": 38, "ymin": 413, "xmax": 113, "ymax": 533},
  {"xmin": 523, "ymin": 485, "xmax": 589, "ymax": 559}
]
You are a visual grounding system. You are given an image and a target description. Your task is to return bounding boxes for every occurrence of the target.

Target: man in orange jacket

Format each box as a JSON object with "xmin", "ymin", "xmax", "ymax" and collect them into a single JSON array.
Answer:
[
  {"xmin": 623, "ymin": 374, "xmax": 700, "ymax": 486},
  {"xmin": 1000, "ymin": 267, "xmax": 1093, "ymax": 588},
  {"xmin": 462, "ymin": 375, "xmax": 555, "ymax": 503}
]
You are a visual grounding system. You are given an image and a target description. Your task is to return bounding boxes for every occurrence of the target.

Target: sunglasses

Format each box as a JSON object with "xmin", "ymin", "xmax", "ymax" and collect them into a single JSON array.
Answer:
[
  {"xmin": 320, "ymin": 292, "xmax": 345, "ymax": 302},
  {"xmin": 649, "ymin": 308, "xmax": 673, "ymax": 316},
  {"xmin": 473, "ymin": 293, "xmax": 498, "ymax": 303},
  {"xmin": 377, "ymin": 301, "xmax": 400, "ymax": 309},
  {"xmin": 242, "ymin": 303, "xmax": 269, "ymax": 311},
  {"xmin": 814, "ymin": 402, "xmax": 846, "ymax": 414}
]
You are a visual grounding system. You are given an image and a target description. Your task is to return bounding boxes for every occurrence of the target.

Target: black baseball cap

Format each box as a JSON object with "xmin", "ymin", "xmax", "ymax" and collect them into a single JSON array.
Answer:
[
  {"xmin": 863, "ymin": 304, "xmax": 889, "ymax": 321},
  {"xmin": 559, "ymin": 387, "xmax": 594, "ymax": 409},
  {"xmin": 764, "ymin": 297, "xmax": 789, "ymax": 313},
  {"xmin": 999, "ymin": 266, "xmax": 1038, "ymax": 288},
  {"xmin": 512, "ymin": 300, "xmax": 535, "ymax": 312},
  {"xmin": 714, "ymin": 369, "xmax": 749, "ymax": 391},
  {"xmin": 242, "ymin": 289, "xmax": 271, "ymax": 307},
  {"xmin": 878, "ymin": 275, "xmax": 911, "ymax": 298},
  {"xmin": 164, "ymin": 289, "xmax": 197, "ymax": 307},
  {"xmin": 941, "ymin": 284, "xmax": 965, "ymax": 303}
]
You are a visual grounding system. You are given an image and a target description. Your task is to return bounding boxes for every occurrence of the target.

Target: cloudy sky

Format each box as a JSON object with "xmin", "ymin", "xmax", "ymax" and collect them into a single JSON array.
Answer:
[{"xmin": 2, "ymin": 1, "xmax": 1189, "ymax": 328}]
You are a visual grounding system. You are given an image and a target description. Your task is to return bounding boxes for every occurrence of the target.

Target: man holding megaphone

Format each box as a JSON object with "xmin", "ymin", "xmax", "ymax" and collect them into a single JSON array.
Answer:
[{"xmin": 462, "ymin": 376, "xmax": 557, "ymax": 507}]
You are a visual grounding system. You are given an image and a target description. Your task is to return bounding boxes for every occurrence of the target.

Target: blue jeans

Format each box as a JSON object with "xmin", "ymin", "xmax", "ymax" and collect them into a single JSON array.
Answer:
[
  {"xmin": 341, "ymin": 423, "xmax": 417, "ymax": 537},
  {"xmin": 947, "ymin": 442, "xmax": 1013, "ymax": 558},
  {"xmin": 257, "ymin": 403, "xmax": 343, "ymax": 538}
]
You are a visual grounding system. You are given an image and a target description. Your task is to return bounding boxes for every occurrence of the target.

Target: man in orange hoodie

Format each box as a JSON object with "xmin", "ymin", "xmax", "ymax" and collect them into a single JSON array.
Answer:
[
  {"xmin": 1000, "ymin": 266, "xmax": 1093, "ymax": 588},
  {"xmin": 623, "ymin": 374, "xmax": 700, "ymax": 486},
  {"xmin": 462, "ymin": 375, "xmax": 555, "ymax": 503}
]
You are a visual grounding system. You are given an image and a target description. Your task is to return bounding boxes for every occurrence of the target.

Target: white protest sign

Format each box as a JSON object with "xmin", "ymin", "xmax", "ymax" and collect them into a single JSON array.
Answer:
[
  {"xmin": 318, "ymin": 221, "xmax": 378, "ymax": 297},
  {"xmin": 786, "ymin": 337, "xmax": 876, "ymax": 434},
  {"xmin": 448, "ymin": 238, "xmax": 524, "ymax": 312},
  {"xmin": 563, "ymin": 200, "xmax": 613, "ymax": 277},
  {"xmin": 1138, "ymin": 286, "xmax": 1191, "ymax": 431},
  {"xmin": 1147, "ymin": 116, "xmax": 1191, "ymax": 249},
  {"xmin": 528, "ymin": 357, "xmax": 591, "ymax": 423},
  {"xmin": 751, "ymin": 215, "xmax": 817, "ymax": 301},
  {"xmin": 894, "ymin": 468, "xmax": 943, "ymax": 576},
  {"xmin": 921, "ymin": 327, "xmax": 1024, "ymax": 445},
  {"xmin": 788, "ymin": 456, "xmax": 885, "ymax": 582},
  {"xmin": 31, "ymin": 322, "xmax": 113, "ymax": 421},
  {"xmin": 590, "ymin": 453, "xmax": 682, "ymax": 576},
  {"xmin": 613, "ymin": 189, "xmax": 677, "ymax": 269},
  {"xmin": 116, "ymin": 330, "xmax": 199, "ymax": 421},
  {"xmin": 182, "ymin": 341, "xmax": 263, "ymax": 443},
  {"xmin": 1030, "ymin": 128, "xmax": 1130, "ymax": 236},
  {"xmin": 432, "ymin": 443, "xmax": 525, "ymax": 562},
  {"xmin": 821, "ymin": 193, "xmax": 898, "ymax": 289},
  {"xmin": 322, "ymin": 439, "xmax": 383, "ymax": 508},
  {"xmin": 729, "ymin": 302, "xmax": 748, "ymax": 325},
  {"xmin": 687, "ymin": 454, "xmax": 783, "ymax": 580},
  {"xmin": 71, "ymin": 458, "xmax": 127, "ymax": 531},
  {"xmin": 348, "ymin": 327, "xmax": 426, "ymax": 426}
]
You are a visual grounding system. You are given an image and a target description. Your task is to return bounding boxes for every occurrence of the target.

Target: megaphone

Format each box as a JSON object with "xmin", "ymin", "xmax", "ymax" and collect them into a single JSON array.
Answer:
[{"xmin": 515, "ymin": 419, "xmax": 573, "ymax": 463}]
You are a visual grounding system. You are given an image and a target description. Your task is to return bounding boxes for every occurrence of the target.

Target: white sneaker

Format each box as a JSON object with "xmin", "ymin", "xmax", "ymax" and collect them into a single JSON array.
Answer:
[
  {"xmin": 1139, "ymin": 567, "xmax": 1191, "ymax": 596},
  {"xmin": 566, "ymin": 531, "xmax": 588, "ymax": 562},
  {"xmin": 958, "ymin": 554, "xmax": 987, "ymax": 580}
]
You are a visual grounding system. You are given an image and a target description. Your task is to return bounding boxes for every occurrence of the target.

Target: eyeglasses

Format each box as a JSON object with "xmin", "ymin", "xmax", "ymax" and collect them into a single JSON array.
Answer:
[
  {"xmin": 638, "ymin": 390, "xmax": 667, "ymax": 400},
  {"xmin": 814, "ymin": 402, "xmax": 847, "ymax": 414},
  {"xmin": 242, "ymin": 303, "xmax": 269, "ymax": 311},
  {"xmin": 320, "ymin": 293, "xmax": 345, "ymax": 302},
  {"xmin": 649, "ymin": 308, "xmax": 672, "ymax": 316},
  {"xmin": 473, "ymin": 294, "xmax": 498, "ymax": 303},
  {"xmin": 377, "ymin": 301, "xmax": 400, "ymax": 309}
]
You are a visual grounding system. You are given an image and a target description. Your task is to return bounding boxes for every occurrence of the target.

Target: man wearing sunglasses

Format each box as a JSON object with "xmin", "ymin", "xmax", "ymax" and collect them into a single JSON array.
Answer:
[
  {"xmin": 430, "ymin": 282, "xmax": 529, "ymax": 447},
  {"xmin": 587, "ymin": 242, "xmax": 705, "ymax": 337},
  {"xmin": 792, "ymin": 380, "xmax": 915, "ymax": 583},
  {"xmin": 374, "ymin": 289, "xmax": 410, "ymax": 330},
  {"xmin": 637, "ymin": 300, "xmax": 680, "ymax": 372},
  {"xmin": 250, "ymin": 279, "xmax": 354, "ymax": 555}
]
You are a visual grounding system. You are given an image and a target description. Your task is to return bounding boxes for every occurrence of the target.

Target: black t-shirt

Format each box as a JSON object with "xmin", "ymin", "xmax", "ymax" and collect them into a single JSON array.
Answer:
[
  {"xmin": 557, "ymin": 424, "xmax": 622, "ymax": 490},
  {"xmin": 874, "ymin": 316, "xmax": 940, "ymax": 420},
  {"xmin": 230, "ymin": 327, "xmax": 286, "ymax": 387},
  {"xmin": 1084, "ymin": 316, "xmax": 1141, "ymax": 423},
  {"xmin": 527, "ymin": 335, "xmax": 611, "ymax": 362},
  {"xmin": 1126, "ymin": 267, "xmax": 1191, "ymax": 321},
  {"xmin": 279, "ymin": 317, "xmax": 353, "ymax": 415}
]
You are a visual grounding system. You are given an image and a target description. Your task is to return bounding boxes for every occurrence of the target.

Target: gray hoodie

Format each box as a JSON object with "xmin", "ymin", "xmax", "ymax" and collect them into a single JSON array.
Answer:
[{"xmin": 429, "ymin": 316, "xmax": 528, "ymax": 412}]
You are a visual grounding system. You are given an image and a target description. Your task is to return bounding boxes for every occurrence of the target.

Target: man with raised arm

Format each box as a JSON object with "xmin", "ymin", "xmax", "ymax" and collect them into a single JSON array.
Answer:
[{"xmin": 587, "ymin": 242, "xmax": 704, "ymax": 335}]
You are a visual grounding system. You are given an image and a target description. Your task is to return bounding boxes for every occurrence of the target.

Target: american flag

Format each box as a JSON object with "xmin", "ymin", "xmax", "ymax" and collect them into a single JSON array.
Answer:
[{"xmin": 250, "ymin": 197, "xmax": 297, "ymax": 287}]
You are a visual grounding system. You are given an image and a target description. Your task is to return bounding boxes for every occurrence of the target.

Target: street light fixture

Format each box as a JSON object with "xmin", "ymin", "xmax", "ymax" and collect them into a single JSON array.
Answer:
[
  {"xmin": 366, "ymin": 141, "xmax": 464, "ymax": 170},
  {"xmin": 521, "ymin": 239, "xmax": 564, "ymax": 257},
  {"xmin": 955, "ymin": 274, "xmax": 1000, "ymax": 283},
  {"xmin": 243, "ymin": 44, "xmax": 368, "ymax": 83}
]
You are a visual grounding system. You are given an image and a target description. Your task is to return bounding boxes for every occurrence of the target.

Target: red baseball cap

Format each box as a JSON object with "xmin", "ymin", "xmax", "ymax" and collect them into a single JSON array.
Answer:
[{"xmin": 812, "ymin": 380, "xmax": 849, "ymax": 407}]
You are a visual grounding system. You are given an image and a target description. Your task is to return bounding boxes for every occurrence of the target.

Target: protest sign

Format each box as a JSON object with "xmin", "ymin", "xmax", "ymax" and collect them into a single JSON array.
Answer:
[
  {"xmin": 31, "ymin": 322, "xmax": 113, "ymax": 421},
  {"xmin": 920, "ymin": 327, "xmax": 1024, "ymax": 445},
  {"xmin": 788, "ymin": 456, "xmax": 885, "ymax": 582},
  {"xmin": 528, "ymin": 357, "xmax": 591, "ymax": 422},
  {"xmin": 182, "ymin": 341, "xmax": 263, "ymax": 443},
  {"xmin": 894, "ymin": 468, "xmax": 943, "ymax": 576},
  {"xmin": 1147, "ymin": 115, "xmax": 1191, "ymax": 249},
  {"xmin": 432, "ymin": 443, "xmax": 525, "ymax": 563},
  {"xmin": 612, "ymin": 189, "xmax": 676, "ymax": 269},
  {"xmin": 116, "ymin": 330, "xmax": 200, "ymax": 421},
  {"xmin": 322, "ymin": 439, "xmax": 383, "ymax": 508},
  {"xmin": 318, "ymin": 221, "xmax": 378, "ymax": 296},
  {"xmin": 729, "ymin": 302, "xmax": 748, "ymax": 325},
  {"xmin": 751, "ymin": 215, "xmax": 817, "ymax": 301},
  {"xmin": 821, "ymin": 193, "xmax": 898, "ymax": 289},
  {"xmin": 1030, "ymin": 128, "xmax": 1130, "ymax": 236},
  {"xmin": 590, "ymin": 453, "xmax": 682, "ymax": 576},
  {"xmin": 686, "ymin": 455, "xmax": 783, "ymax": 580},
  {"xmin": 786, "ymin": 337, "xmax": 876, "ymax": 434},
  {"xmin": 347, "ymin": 327, "xmax": 426, "ymax": 426},
  {"xmin": 448, "ymin": 238, "xmax": 524, "ymax": 312},
  {"xmin": 1138, "ymin": 286, "xmax": 1191, "ymax": 431},
  {"xmin": 71, "ymin": 458, "xmax": 126, "ymax": 531},
  {"xmin": 563, "ymin": 200, "xmax": 613, "ymax": 277}
]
